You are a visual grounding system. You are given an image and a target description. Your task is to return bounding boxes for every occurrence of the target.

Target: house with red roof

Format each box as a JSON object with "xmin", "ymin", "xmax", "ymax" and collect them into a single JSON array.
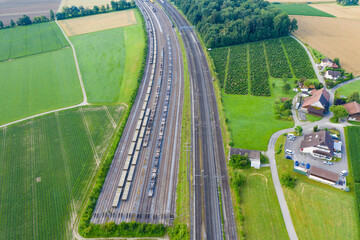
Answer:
[
  {"xmin": 301, "ymin": 88, "xmax": 330, "ymax": 116},
  {"xmin": 343, "ymin": 101, "xmax": 360, "ymax": 121}
]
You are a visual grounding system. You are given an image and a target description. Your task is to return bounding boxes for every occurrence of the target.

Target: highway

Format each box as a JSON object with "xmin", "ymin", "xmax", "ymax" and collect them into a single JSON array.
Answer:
[
  {"xmin": 159, "ymin": 1, "xmax": 237, "ymax": 239},
  {"xmin": 90, "ymin": 0, "xmax": 184, "ymax": 226}
]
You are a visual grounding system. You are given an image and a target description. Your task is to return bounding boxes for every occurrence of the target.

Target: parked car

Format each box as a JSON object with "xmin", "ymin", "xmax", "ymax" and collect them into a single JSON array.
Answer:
[
  {"xmin": 285, "ymin": 149, "xmax": 294, "ymax": 155},
  {"xmin": 300, "ymin": 162, "xmax": 305, "ymax": 166},
  {"xmin": 340, "ymin": 170, "xmax": 349, "ymax": 176},
  {"xmin": 286, "ymin": 156, "xmax": 293, "ymax": 160},
  {"xmin": 323, "ymin": 161, "xmax": 334, "ymax": 165},
  {"xmin": 287, "ymin": 134, "xmax": 296, "ymax": 141}
]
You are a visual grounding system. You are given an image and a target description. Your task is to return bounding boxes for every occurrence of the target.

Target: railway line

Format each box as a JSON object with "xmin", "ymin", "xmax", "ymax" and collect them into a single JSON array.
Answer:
[{"xmin": 91, "ymin": 0, "xmax": 183, "ymax": 226}]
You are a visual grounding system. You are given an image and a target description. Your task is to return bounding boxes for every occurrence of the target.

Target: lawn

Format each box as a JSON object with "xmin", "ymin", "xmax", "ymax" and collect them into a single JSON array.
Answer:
[
  {"xmin": 0, "ymin": 48, "xmax": 83, "ymax": 125},
  {"xmin": 0, "ymin": 104, "xmax": 124, "ymax": 240},
  {"xmin": 70, "ymin": 10, "xmax": 145, "ymax": 104},
  {"xmin": 306, "ymin": 113, "xmax": 322, "ymax": 122},
  {"xmin": 275, "ymin": 135, "xmax": 359, "ymax": 240},
  {"xmin": 0, "ymin": 22, "xmax": 69, "ymax": 61},
  {"xmin": 240, "ymin": 168, "xmax": 288, "ymax": 240},
  {"xmin": 336, "ymin": 80, "xmax": 360, "ymax": 97},
  {"xmin": 223, "ymin": 78, "xmax": 295, "ymax": 151},
  {"xmin": 273, "ymin": 4, "xmax": 336, "ymax": 17}
]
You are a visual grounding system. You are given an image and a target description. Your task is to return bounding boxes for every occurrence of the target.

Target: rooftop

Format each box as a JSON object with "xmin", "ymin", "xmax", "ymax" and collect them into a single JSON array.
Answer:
[
  {"xmin": 230, "ymin": 148, "xmax": 260, "ymax": 160},
  {"xmin": 310, "ymin": 166, "xmax": 339, "ymax": 183},
  {"xmin": 343, "ymin": 101, "xmax": 360, "ymax": 115},
  {"xmin": 300, "ymin": 130, "xmax": 334, "ymax": 155},
  {"xmin": 302, "ymin": 88, "xmax": 330, "ymax": 109}
]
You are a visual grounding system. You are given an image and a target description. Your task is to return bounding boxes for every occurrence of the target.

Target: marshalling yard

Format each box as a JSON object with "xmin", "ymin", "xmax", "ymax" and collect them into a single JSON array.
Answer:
[{"xmin": 91, "ymin": 0, "xmax": 183, "ymax": 225}]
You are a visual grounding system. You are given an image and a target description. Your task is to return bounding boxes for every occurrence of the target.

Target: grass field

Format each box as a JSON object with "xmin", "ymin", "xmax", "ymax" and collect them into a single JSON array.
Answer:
[
  {"xmin": 70, "ymin": 10, "xmax": 145, "ymax": 104},
  {"xmin": 0, "ymin": 48, "xmax": 83, "ymax": 125},
  {"xmin": 273, "ymin": 4, "xmax": 335, "ymax": 17},
  {"xmin": 223, "ymin": 78, "xmax": 295, "ymax": 151},
  {"xmin": 275, "ymin": 135, "xmax": 359, "ymax": 240},
  {"xmin": 0, "ymin": 105, "xmax": 124, "ymax": 240},
  {"xmin": 0, "ymin": 22, "xmax": 69, "ymax": 61},
  {"xmin": 240, "ymin": 169, "xmax": 288, "ymax": 239},
  {"xmin": 337, "ymin": 80, "xmax": 360, "ymax": 97}
]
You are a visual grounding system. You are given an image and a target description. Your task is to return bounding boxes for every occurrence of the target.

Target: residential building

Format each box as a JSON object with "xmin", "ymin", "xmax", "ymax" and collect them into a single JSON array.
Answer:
[
  {"xmin": 321, "ymin": 58, "xmax": 333, "ymax": 68},
  {"xmin": 300, "ymin": 130, "xmax": 334, "ymax": 159},
  {"xmin": 343, "ymin": 101, "xmax": 360, "ymax": 121},
  {"xmin": 230, "ymin": 148, "xmax": 261, "ymax": 169},
  {"xmin": 325, "ymin": 70, "xmax": 341, "ymax": 80},
  {"xmin": 301, "ymin": 88, "xmax": 330, "ymax": 116}
]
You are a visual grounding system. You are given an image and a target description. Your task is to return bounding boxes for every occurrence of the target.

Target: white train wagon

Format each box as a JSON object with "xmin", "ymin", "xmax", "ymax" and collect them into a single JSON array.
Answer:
[
  {"xmin": 124, "ymin": 155, "xmax": 132, "ymax": 171},
  {"xmin": 128, "ymin": 142, "xmax": 136, "ymax": 156},
  {"xmin": 144, "ymin": 93, "xmax": 150, "ymax": 102},
  {"xmin": 132, "ymin": 150, "xmax": 140, "ymax": 165},
  {"xmin": 141, "ymin": 101, "xmax": 147, "ymax": 111},
  {"xmin": 118, "ymin": 170, "xmax": 128, "ymax": 188},
  {"xmin": 135, "ymin": 138, "xmax": 143, "ymax": 151},
  {"xmin": 139, "ymin": 126, "xmax": 146, "ymax": 139},
  {"xmin": 121, "ymin": 182, "xmax": 132, "ymax": 201},
  {"xmin": 139, "ymin": 110, "xmax": 145, "ymax": 120},
  {"xmin": 135, "ymin": 119, "xmax": 142, "ymax": 130},
  {"xmin": 145, "ymin": 108, "xmax": 151, "ymax": 117},
  {"xmin": 112, "ymin": 187, "xmax": 122, "ymax": 208},
  {"xmin": 127, "ymin": 165, "xmax": 136, "ymax": 182},
  {"xmin": 132, "ymin": 130, "xmax": 139, "ymax": 142},
  {"xmin": 142, "ymin": 116, "xmax": 149, "ymax": 128}
]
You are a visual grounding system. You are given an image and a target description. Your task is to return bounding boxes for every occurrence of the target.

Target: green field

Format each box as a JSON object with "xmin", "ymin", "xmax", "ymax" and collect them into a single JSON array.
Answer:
[
  {"xmin": 70, "ymin": 10, "xmax": 145, "ymax": 104},
  {"xmin": 275, "ymin": 135, "xmax": 359, "ymax": 240},
  {"xmin": 0, "ymin": 48, "xmax": 83, "ymax": 125},
  {"xmin": 0, "ymin": 22, "xmax": 69, "ymax": 61},
  {"xmin": 337, "ymin": 80, "xmax": 360, "ymax": 97},
  {"xmin": 223, "ymin": 78, "xmax": 295, "ymax": 151},
  {"xmin": 240, "ymin": 169, "xmax": 288, "ymax": 239},
  {"xmin": 273, "ymin": 4, "xmax": 336, "ymax": 17},
  {"xmin": 0, "ymin": 105, "xmax": 124, "ymax": 240}
]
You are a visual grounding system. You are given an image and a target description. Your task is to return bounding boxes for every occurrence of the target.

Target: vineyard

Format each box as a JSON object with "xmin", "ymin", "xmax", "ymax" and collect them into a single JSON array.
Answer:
[
  {"xmin": 281, "ymin": 37, "xmax": 316, "ymax": 79},
  {"xmin": 264, "ymin": 39, "xmax": 292, "ymax": 78},
  {"xmin": 211, "ymin": 37, "xmax": 315, "ymax": 96},
  {"xmin": 249, "ymin": 42, "xmax": 270, "ymax": 96},
  {"xmin": 225, "ymin": 45, "xmax": 249, "ymax": 95},
  {"xmin": 0, "ymin": 105, "xmax": 124, "ymax": 240}
]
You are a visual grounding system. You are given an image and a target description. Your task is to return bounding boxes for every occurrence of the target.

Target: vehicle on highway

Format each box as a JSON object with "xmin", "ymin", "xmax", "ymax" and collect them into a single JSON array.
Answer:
[{"xmin": 285, "ymin": 149, "xmax": 294, "ymax": 155}]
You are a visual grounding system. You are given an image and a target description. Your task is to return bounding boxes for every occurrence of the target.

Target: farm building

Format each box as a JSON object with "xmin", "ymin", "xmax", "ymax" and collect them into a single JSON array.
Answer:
[
  {"xmin": 300, "ymin": 130, "xmax": 334, "ymax": 159},
  {"xmin": 230, "ymin": 148, "xmax": 261, "ymax": 169},
  {"xmin": 308, "ymin": 166, "xmax": 339, "ymax": 186},
  {"xmin": 301, "ymin": 88, "xmax": 330, "ymax": 116},
  {"xmin": 325, "ymin": 70, "xmax": 341, "ymax": 80},
  {"xmin": 343, "ymin": 101, "xmax": 360, "ymax": 121}
]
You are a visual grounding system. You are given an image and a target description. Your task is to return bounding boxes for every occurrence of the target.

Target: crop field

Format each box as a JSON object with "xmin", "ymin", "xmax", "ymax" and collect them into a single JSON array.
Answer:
[
  {"xmin": 225, "ymin": 45, "xmax": 248, "ymax": 95},
  {"xmin": 60, "ymin": 0, "xmax": 113, "ymax": 9},
  {"xmin": 70, "ymin": 10, "xmax": 145, "ymax": 104},
  {"xmin": 58, "ymin": 10, "xmax": 137, "ymax": 36},
  {"xmin": 310, "ymin": 3, "xmax": 360, "ymax": 20},
  {"xmin": 273, "ymin": 4, "xmax": 335, "ymax": 17},
  {"xmin": 293, "ymin": 16, "xmax": 360, "ymax": 76},
  {"xmin": 0, "ymin": 22, "xmax": 69, "ymax": 61},
  {"xmin": 264, "ymin": 38, "xmax": 292, "ymax": 78},
  {"xmin": 0, "ymin": 105, "xmax": 124, "ymax": 240},
  {"xmin": 345, "ymin": 126, "xmax": 360, "ymax": 182},
  {"xmin": 240, "ymin": 169, "xmax": 288, "ymax": 239},
  {"xmin": 210, "ymin": 47, "xmax": 229, "ymax": 88},
  {"xmin": 223, "ymin": 78, "xmax": 295, "ymax": 150},
  {"xmin": 337, "ymin": 81, "xmax": 360, "ymax": 97},
  {"xmin": 249, "ymin": 42, "xmax": 270, "ymax": 96},
  {"xmin": 0, "ymin": 47, "xmax": 83, "ymax": 125},
  {"xmin": 281, "ymin": 37, "xmax": 316, "ymax": 79}
]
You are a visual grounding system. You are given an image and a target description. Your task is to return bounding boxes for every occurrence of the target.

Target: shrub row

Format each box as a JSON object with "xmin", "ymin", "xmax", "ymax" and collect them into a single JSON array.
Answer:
[
  {"xmin": 281, "ymin": 37, "xmax": 316, "ymax": 79},
  {"xmin": 249, "ymin": 42, "xmax": 270, "ymax": 96},
  {"xmin": 210, "ymin": 47, "xmax": 229, "ymax": 89},
  {"xmin": 78, "ymin": 9, "xmax": 165, "ymax": 238},
  {"xmin": 225, "ymin": 45, "xmax": 249, "ymax": 95},
  {"xmin": 264, "ymin": 38, "xmax": 293, "ymax": 78}
]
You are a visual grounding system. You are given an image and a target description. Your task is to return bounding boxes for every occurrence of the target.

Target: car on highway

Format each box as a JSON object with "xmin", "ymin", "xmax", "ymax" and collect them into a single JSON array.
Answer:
[{"xmin": 285, "ymin": 149, "xmax": 294, "ymax": 155}]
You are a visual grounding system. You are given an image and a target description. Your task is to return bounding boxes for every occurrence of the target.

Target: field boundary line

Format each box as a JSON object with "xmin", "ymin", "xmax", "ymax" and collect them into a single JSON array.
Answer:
[
  {"xmin": 30, "ymin": 119, "xmax": 38, "ymax": 240},
  {"xmin": 223, "ymin": 47, "xmax": 231, "ymax": 91},
  {"xmin": 0, "ymin": 103, "xmax": 88, "ymax": 129},
  {"xmin": 79, "ymin": 107, "xmax": 100, "ymax": 165},
  {"xmin": 103, "ymin": 105, "xmax": 117, "ymax": 128},
  {"xmin": 280, "ymin": 38, "xmax": 296, "ymax": 79},
  {"xmin": 55, "ymin": 19, "xmax": 88, "ymax": 104}
]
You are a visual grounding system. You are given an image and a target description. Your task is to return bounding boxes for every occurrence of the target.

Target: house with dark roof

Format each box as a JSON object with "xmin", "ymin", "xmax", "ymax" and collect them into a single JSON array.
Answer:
[
  {"xmin": 301, "ymin": 88, "xmax": 330, "ymax": 116},
  {"xmin": 309, "ymin": 166, "xmax": 339, "ymax": 186},
  {"xmin": 230, "ymin": 148, "xmax": 261, "ymax": 169},
  {"xmin": 300, "ymin": 130, "xmax": 334, "ymax": 160},
  {"xmin": 325, "ymin": 70, "xmax": 341, "ymax": 80},
  {"xmin": 321, "ymin": 58, "xmax": 333, "ymax": 68},
  {"xmin": 343, "ymin": 101, "xmax": 360, "ymax": 121}
]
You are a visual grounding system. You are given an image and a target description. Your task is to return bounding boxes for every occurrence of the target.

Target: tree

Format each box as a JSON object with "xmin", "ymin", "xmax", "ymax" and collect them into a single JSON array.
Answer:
[
  {"xmin": 229, "ymin": 154, "xmax": 251, "ymax": 169},
  {"xmin": 106, "ymin": 4, "xmax": 110, "ymax": 10},
  {"xmin": 10, "ymin": 19, "xmax": 15, "ymax": 28},
  {"xmin": 347, "ymin": 90, "xmax": 360, "ymax": 104},
  {"xmin": 50, "ymin": 9, "xmax": 55, "ymax": 20},
  {"xmin": 283, "ymin": 83, "xmax": 291, "ymax": 92},
  {"xmin": 333, "ymin": 57, "xmax": 340, "ymax": 67},
  {"xmin": 313, "ymin": 125, "xmax": 319, "ymax": 132},
  {"xmin": 280, "ymin": 173, "xmax": 297, "ymax": 188},
  {"xmin": 290, "ymin": 18, "xmax": 298, "ymax": 33},
  {"xmin": 232, "ymin": 171, "xmax": 246, "ymax": 188},
  {"xmin": 0, "ymin": 21, "xmax": 3, "ymax": 28},
  {"xmin": 93, "ymin": 5, "xmax": 99, "ymax": 14},
  {"xmin": 17, "ymin": 15, "xmax": 32, "ymax": 25},
  {"xmin": 100, "ymin": 5, "xmax": 106, "ymax": 12},
  {"xmin": 295, "ymin": 125, "xmax": 303, "ymax": 135},
  {"xmin": 330, "ymin": 105, "xmax": 349, "ymax": 121}
]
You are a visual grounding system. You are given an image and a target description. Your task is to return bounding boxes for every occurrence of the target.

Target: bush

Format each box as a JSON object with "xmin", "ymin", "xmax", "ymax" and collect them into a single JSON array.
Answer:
[
  {"xmin": 260, "ymin": 153, "xmax": 269, "ymax": 164},
  {"xmin": 229, "ymin": 155, "xmax": 251, "ymax": 169},
  {"xmin": 280, "ymin": 173, "xmax": 297, "ymax": 188},
  {"xmin": 232, "ymin": 171, "xmax": 246, "ymax": 188}
]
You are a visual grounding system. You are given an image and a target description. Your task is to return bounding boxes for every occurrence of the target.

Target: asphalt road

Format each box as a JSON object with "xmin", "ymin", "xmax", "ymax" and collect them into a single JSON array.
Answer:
[
  {"xmin": 159, "ymin": 2, "xmax": 237, "ymax": 239},
  {"xmin": 90, "ymin": 0, "xmax": 183, "ymax": 226}
]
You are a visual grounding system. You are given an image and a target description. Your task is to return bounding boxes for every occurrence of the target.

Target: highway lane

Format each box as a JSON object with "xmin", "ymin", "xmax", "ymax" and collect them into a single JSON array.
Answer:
[
  {"xmin": 160, "ymin": 2, "xmax": 237, "ymax": 239},
  {"xmin": 90, "ymin": 0, "xmax": 183, "ymax": 225}
]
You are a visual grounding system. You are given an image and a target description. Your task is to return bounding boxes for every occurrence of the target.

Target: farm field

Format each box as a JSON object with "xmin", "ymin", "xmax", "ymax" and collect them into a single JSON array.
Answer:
[
  {"xmin": 0, "ymin": 47, "xmax": 83, "ymax": 125},
  {"xmin": 0, "ymin": 104, "xmax": 124, "ymax": 240},
  {"xmin": 310, "ymin": 3, "xmax": 360, "ymax": 19},
  {"xmin": 337, "ymin": 81, "xmax": 360, "ymax": 97},
  {"xmin": 59, "ymin": 0, "xmax": 113, "ymax": 9},
  {"xmin": 70, "ymin": 10, "xmax": 145, "ymax": 103},
  {"xmin": 273, "ymin": 3, "xmax": 335, "ymax": 17},
  {"xmin": 345, "ymin": 126, "xmax": 360, "ymax": 182},
  {"xmin": 223, "ymin": 78, "xmax": 295, "ymax": 151},
  {"xmin": 240, "ymin": 168, "xmax": 289, "ymax": 239},
  {"xmin": 292, "ymin": 15, "xmax": 360, "ymax": 76},
  {"xmin": 58, "ymin": 10, "xmax": 137, "ymax": 36},
  {"xmin": 0, "ymin": 22, "xmax": 69, "ymax": 61}
]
